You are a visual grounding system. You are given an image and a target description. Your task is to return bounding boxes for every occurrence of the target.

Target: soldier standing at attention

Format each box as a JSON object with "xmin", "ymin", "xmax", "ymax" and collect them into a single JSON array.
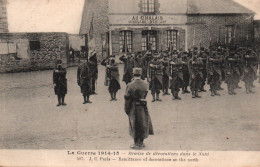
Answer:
[
  {"xmin": 53, "ymin": 59, "xmax": 67, "ymax": 106},
  {"xmin": 77, "ymin": 59, "xmax": 92, "ymax": 104},
  {"xmin": 224, "ymin": 52, "xmax": 238, "ymax": 95},
  {"xmin": 169, "ymin": 52, "xmax": 184, "ymax": 100},
  {"xmin": 198, "ymin": 47, "xmax": 208, "ymax": 92},
  {"xmin": 102, "ymin": 56, "xmax": 121, "ymax": 101},
  {"xmin": 242, "ymin": 48, "xmax": 258, "ymax": 94},
  {"xmin": 161, "ymin": 51, "xmax": 171, "ymax": 95},
  {"xmin": 207, "ymin": 50, "xmax": 222, "ymax": 96},
  {"xmin": 88, "ymin": 50, "xmax": 98, "ymax": 94},
  {"xmin": 188, "ymin": 51, "xmax": 204, "ymax": 98},
  {"xmin": 124, "ymin": 68, "xmax": 154, "ymax": 149},
  {"xmin": 147, "ymin": 52, "xmax": 164, "ymax": 102},
  {"xmin": 181, "ymin": 52, "xmax": 190, "ymax": 94},
  {"xmin": 120, "ymin": 53, "xmax": 134, "ymax": 85}
]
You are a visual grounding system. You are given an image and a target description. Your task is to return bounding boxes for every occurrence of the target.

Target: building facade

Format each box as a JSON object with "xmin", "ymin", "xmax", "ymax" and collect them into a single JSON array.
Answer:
[
  {"xmin": 80, "ymin": 0, "xmax": 255, "ymax": 60},
  {"xmin": 0, "ymin": 0, "xmax": 8, "ymax": 33}
]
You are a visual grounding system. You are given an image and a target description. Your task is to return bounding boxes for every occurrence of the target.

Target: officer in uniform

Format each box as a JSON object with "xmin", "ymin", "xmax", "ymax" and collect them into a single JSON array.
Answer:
[
  {"xmin": 242, "ymin": 48, "xmax": 258, "ymax": 93},
  {"xmin": 120, "ymin": 53, "xmax": 134, "ymax": 85},
  {"xmin": 77, "ymin": 59, "xmax": 92, "ymax": 104},
  {"xmin": 88, "ymin": 50, "xmax": 98, "ymax": 94},
  {"xmin": 103, "ymin": 56, "xmax": 121, "ymax": 101},
  {"xmin": 161, "ymin": 51, "xmax": 171, "ymax": 95},
  {"xmin": 181, "ymin": 52, "xmax": 190, "ymax": 94},
  {"xmin": 147, "ymin": 52, "xmax": 164, "ymax": 102},
  {"xmin": 188, "ymin": 51, "xmax": 204, "ymax": 98},
  {"xmin": 124, "ymin": 68, "xmax": 154, "ymax": 149},
  {"xmin": 216, "ymin": 47, "xmax": 224, "ymax": 90},
  {"xmin": 199, "ymin": 47, "xmax": 208, "ymax": 92},
  {"xmin": 53, "ymin": 59, "xmax": 67, "ymax": 106},
  {"xmin": 169, "ymin": 52, "xmax": 184, "ymax": 100}
]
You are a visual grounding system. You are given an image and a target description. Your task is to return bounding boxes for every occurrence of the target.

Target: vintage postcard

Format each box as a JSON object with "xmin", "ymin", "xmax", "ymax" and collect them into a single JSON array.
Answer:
[{"xmin": 0, "ymin": 0, "xmax": 260, "ymax": 166}]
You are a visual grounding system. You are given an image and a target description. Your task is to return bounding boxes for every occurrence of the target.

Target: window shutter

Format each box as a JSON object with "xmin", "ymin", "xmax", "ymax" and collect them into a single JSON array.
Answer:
[
  {"xmin": 111, "ymin": 30, "xmax": 120, "ymax": 56},
  {"xmin": 133, "ymin": 28, "xmax": 142, "ymax": 53}
]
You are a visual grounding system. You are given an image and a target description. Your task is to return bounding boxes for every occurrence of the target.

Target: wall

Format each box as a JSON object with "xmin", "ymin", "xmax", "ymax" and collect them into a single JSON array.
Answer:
[
  {"xmin": 187, "ymin": 14, "xmax": 254, "ymax": 49},
  {"xmin": 80, "ymin": 0, "xmax": 109, "ymax": 61},
  {"xmin": 0, "ymin": 33, "xmax": 69, "ymax": 73},
  {"xmin": 0, "ymin": 0, "xmax": 8, "ymax": 33}
]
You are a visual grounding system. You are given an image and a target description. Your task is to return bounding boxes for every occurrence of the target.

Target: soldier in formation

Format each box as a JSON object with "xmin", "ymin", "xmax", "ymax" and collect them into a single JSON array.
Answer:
[
  {"xmin": 120, "ymin": 53, "xmax": 134, "ymax": 85},
  {"xmin": 53, "ymin": 59, "xmax": 67, "ymax": 106}
]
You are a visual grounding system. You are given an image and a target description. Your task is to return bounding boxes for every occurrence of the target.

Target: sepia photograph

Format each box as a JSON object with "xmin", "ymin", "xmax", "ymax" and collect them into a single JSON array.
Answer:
[{"xmin": 0, "ymin": 0, "xmax": 260, "ymax": 166}]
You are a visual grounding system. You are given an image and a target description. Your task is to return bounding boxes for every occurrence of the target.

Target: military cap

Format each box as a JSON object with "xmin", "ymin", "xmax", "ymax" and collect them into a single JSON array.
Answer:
[
  {"xmin": 133, "ymin": 68, "xmax": 142, "ymax": 75},
  {"xmin": 56, "ymin": 59, "xmax": 62, "ymax": 65}
]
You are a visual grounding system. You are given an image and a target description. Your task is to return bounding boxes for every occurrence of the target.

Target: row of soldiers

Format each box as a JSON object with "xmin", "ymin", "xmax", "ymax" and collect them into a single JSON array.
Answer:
[{"xmin": 102, "ymin": 45, "xmax": 259, "ymax": 102}]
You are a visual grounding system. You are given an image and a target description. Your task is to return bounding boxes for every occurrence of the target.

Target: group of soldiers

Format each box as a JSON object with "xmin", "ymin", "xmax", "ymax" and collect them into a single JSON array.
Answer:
[
  {"xmin": 102, "ymin": 44, "xmax": 259, "ymax": 102},
  {"xmin": 52, "ymin": 44, "xmax": 259, "ymax": 149}
]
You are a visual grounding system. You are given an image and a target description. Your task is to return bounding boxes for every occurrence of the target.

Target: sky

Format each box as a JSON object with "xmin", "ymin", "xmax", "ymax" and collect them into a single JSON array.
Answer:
[{"xmin": 5, "ymin": 0, "xmax": 260, "ymax": 34}]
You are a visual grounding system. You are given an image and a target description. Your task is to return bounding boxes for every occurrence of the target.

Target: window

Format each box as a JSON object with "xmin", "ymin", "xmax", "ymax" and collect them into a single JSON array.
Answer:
[
  {"xmin": 142, "ymin": 0, "xmax": 155, "ymax": 14},
  {"xmin": 142, "ymin": 30, "xmax": 157, "ymax": 51},
  {"xmin": 226, "ymin": 25, "xmax": 234, "ymax": 44},
  {"xmin": 119, "ymin": 31, "xmax": 133, "ymax": 53},
  {"xmin": 29, "ymin": 41, "xmax": 40, "ymax": 51},
  {"xmin": 167, "ymin": 30, "xmax": 178, "ymax": 51}
]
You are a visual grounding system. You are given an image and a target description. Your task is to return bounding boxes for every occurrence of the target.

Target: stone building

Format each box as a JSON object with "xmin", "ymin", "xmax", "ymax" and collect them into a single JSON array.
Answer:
[
  {"xmin": 0, "ymin": 0, "xmax": 69, "ymax": 73},
  {"xmin": 254, "ymin": 20, "xmax": 260, "ymax": 39},
  {"xmin": 0, "ymin": 33, "xmax": 69, "ymax": 73},
  {"xmin": 80, "ymin": 0, "xmax": 255, "ymax": 60},
  {"xmin": 0, "ymin": 0, "xmax": 8, "ymax": 33}
]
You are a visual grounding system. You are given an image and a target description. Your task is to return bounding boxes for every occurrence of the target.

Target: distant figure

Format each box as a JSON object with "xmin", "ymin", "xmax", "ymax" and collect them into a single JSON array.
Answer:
[
  {"xmin": 53, "ymin": 59, "xmax": 67, "ymax": 106},
  {"xmin": 124, "ymin": 68, "xmax": 154, "ymax": 149},
  {"xmin": 88, "ymin": 50, "xmax": 98, "ymax": 94},
  {"xmin": 77, "ymin": 59, "xmax": 92, "ymax": 104}
]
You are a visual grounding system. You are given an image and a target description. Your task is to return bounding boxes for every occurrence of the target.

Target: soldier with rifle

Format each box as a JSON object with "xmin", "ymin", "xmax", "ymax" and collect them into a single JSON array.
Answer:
[
  {"xmin": 198, "ymin": 47, "xmax": 208, "ymax": 92},
  {"xmin": 161, "ymin": 51, "xmax": 171, "ymax": 95},
  {"xmin": 242, "ymin": 47, "xmax": 258, "ymax": 93},
  {"xmin": 181, "ymin": 51, "xmax": 190, "ymax": 94},
  {"xmin": 77, "ymin": 58, "xmax": 93, "ymax": 104},
  {"xmin": 169, "ymin": 51, "xmax": 184, "ymax": 100},
  {"xmin": 147, "ymin": 52, "xmax": 164, "ymax": 102},
  {"xmin": 188, "ymin": 51, "xmax": 204, "ymax": 98}
]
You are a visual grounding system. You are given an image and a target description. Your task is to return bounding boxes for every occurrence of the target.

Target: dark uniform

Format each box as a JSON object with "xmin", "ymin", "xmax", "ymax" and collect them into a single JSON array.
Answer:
[
  {"xmin": 199, "ymin": 47, "xmax": 208, "ymax": 92},
  {"xmin": 134, "ymin": 52, "xmax": 149, "ymax": 80},
  {"xmin": 102, "ymin": 57, "xmax": 121, "ymax": 101},
  {"xmin": 242, "ymin": 49, "xmax": 258, "ymax": 93},
  {"xmin": 182, "ymin": 52, "xmax": 190, "ymax": 94},
  {"xmin": 169, "ymin": 54, "xmax": 184, "ymax": 100},
  {"xmin": 77, "ymin": 60, "xmax": 92, "ymax": 104},
  {"xmin": 224, "ymin": 52, "xmax": 240, "ymax": 95},
  {"xmin": 120, "ymin": 54, "xmax": 134, "ymax": 85},
  {"xmin": 188, "ymin": 52, "xmax": 204, "ymax": 98},
  {"xmin": 53, "ymin": 60, "xmax": 67, "ymax": 106},
  {"xmin": 147, "ymin": 54, "xmax": 163, "ymax": 102},
  {"xmin": 88, "ymin": 53, "xmax": 98, "ymax": 94},
  {"xmin": 124, "ymin": 68, "xmax": 154, "ymax": 149},
  {"xmin": 161, "ymin": 52, "xmax": 171, "ymax": 95},
  {"xmin": 207, "ymin": 51, "xmax": 222, "ymax": 96}
]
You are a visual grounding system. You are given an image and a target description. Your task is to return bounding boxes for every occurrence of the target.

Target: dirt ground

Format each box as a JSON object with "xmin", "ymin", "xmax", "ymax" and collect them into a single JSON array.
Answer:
[{"xmin": 0, "ymin": 65, "xmax": 259, "ymax": 150}]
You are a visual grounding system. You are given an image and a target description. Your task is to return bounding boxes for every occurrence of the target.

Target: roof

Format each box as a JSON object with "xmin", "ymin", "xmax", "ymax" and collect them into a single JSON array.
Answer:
[{"xmin": 187, "ymin": 0, "xmax": 255, "ymax": 14}]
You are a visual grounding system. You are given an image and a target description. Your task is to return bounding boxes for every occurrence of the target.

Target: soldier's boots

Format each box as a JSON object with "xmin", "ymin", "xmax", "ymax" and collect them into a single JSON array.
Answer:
[
  {"xmin": 83, "ymin": 95, "xmax": 87, "ymax": 104},
  {"xmin": 61, "ymin": 96, "xmax": 66, "ymax": 106},
  {"xmin": 192, "ymin": 91, "xmax": 196, "ymax": 98},
  {"xmin": 211, "ymin": 91, "xmax": 215, "ymax": 96},
  {"xmin": 231, "ymin": 88, "xmax": 237, "ymax": 95},
  {"xmin": 195, "ymin": 91, "xmax": 201, "ymax": 98},
  {"xmin": 156, "ymin": 93, "xmax": 162, "ymax": 101},
  {"xmin": 182, "ymin": 87, "xmax": 190, "ymax": 94},
  {"xmin": 57, "ymin": 96, "xmax": 61, "ymax": 106},
  {"xmin": 227, "ymin": 85, "xmax": 233, "ymax": 95},
  {"xmin": 249, "ymin": 84, "xmax": 255, "ymax": 93},
  {"xmin": 86, "ymin": 95, "xmax": 92, "ymax": 103},
  {"xmin": 200, "ymin": 86, "xmax": 207, "ymax": 92},
  {"xmin": 110, "ymin": 93, "xmax": 114, "ymax": 101},
  {"xmin": 175, "ymin": 91, "xmax": 181, "ymax": 100},
  {"xmin": 214, "ymin": 91, "xmax": 220, "ymax": 96},
  {"xmin": 152, "ymin": 94, "xmax": 156, "ymax": 102}
]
